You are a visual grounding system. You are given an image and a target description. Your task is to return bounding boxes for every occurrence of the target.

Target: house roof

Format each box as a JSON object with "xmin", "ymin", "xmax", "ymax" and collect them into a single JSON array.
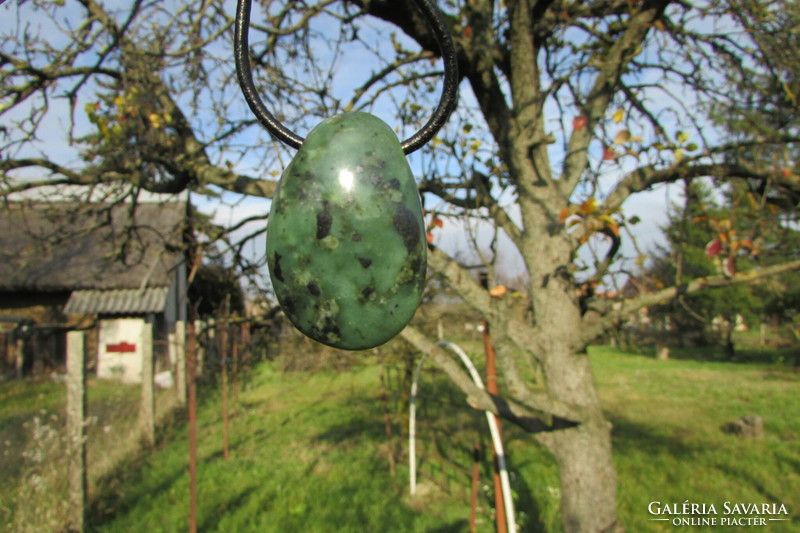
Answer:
[
  {"xmin": 0, "ymin": 201, "xmax": 187, "ymax": 292},
  {"xmin": 63, "ymin": 287, "xmax": 170, "ymax": 314}
]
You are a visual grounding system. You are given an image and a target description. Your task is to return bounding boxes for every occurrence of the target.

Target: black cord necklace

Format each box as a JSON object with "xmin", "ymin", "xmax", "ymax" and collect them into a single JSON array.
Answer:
[{"xmin": 234, "ymin": 0, "xmax": 458, "ymax": 350}]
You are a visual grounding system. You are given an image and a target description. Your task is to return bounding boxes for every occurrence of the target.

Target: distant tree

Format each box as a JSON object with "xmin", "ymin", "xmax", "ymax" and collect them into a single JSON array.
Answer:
[
  {"xmin": 3, "ymin": 0, "xmax": 800, "ymax": 530},
  {"xmin": 189, "ymin": 261, "xmax": 245, "ymax": 318},
  {"xmin": 647, "ymin": 182, "xmax": 762, "ymax": 357}
]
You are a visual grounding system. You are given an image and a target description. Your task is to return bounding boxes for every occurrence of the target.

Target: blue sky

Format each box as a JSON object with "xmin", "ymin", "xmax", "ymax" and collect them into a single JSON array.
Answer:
[{"xmin": 4, "ymin": 0, "xmax": 743, "ymax": 291}]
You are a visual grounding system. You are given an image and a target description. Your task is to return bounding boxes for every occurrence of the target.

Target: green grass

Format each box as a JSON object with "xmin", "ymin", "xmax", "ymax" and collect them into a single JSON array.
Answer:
[
  {"xmin": 2, "ymin": 346, "xmax": 799, "ymax": 532},
  {"xmin": 90, "ymin": 363, "xmax": 473, "ymax": 533},
  {"xmin": 591, "ymin": 346, "xmax": 800, "ymax": 532}
]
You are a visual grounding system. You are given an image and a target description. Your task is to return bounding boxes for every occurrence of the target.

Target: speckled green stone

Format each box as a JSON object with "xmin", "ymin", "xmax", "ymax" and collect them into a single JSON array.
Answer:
[{"xmin": 266, "ymin": 112, "xmax": 426, "ymax": 350}]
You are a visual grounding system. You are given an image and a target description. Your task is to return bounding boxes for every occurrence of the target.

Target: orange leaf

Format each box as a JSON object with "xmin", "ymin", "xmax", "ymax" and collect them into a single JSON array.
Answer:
[
  {"xmin": 426, "ymin": 232, "xmax": 434, "ymax": 244},
  {"xmin": 489, "ymin": 285, "xmax": 508, "ymax": 298},
  {"xmin": 432, "ymin": 217, "xmax": 444, "ymax": 228},
  {"xmin": 602, "ymin": 146, "xmax": 617, "ymax": 161},
  {"xmin": 573, "ymin": 115, "xmax": 588, "ymax": 131},
  {"xmin": 559, "ymin": 207, "xmax": 571, "ymax": 223},
  {"xmin": 580, "ymin": 198, "xmax": 599, "ymax": 215},
  {"xmin": 613, "ymin": 129, "xmax": 631, "ymax": 145}
]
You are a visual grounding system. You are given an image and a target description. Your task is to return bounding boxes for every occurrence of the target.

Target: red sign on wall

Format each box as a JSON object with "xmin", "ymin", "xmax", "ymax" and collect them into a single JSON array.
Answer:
[{"xmin": 106, "ymin": 342, "xmax": 136, "ymax": 353}]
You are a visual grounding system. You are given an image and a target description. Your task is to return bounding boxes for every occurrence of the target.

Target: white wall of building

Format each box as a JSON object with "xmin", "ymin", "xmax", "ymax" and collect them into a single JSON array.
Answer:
[{"xmin": 97, "ymin": 318, "xmax": 146, "ymax": 383}]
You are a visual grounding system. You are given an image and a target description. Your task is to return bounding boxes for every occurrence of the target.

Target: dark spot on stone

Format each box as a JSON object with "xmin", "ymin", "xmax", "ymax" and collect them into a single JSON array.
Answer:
[
  {"xmin": 302, "ymin": 170, "xmax": 315, "ymax": 181},
  {"xmin": 282, "ymin": 294, "xmax": 296, "ymax": 316},
  {"xmin": 389, "ymin": 178, "xmax": 400, "ymax": 190},
  {"xmin": 362, "ymin": 287, "xmax": 374, "ymax": 299},
  {"xmin": 370, "ymin": 174, "xmax": 381, "ymax": 186},
  {"xmin": 316, "ymin": 202, "xmax": 332, "ymax": 239},
  {"xmin": 273, "ymin": 252, "xmax": 284, "ymax": 282},
  {"xmin": 307, "ymin": 282, "xmax": 321, "ymax": 297},
  {"xmin": 358, "ymin": 257, "xmax": 372, "ymax": 268},
  {"xmin": 352, "ymin": 233, "xmax": 362, "ymax": 242},
  {"xmin": 379, "ymin": 160, "xmax": 387, "ymax": 168},
  {"xmin": 393, "ymin": 204, "xmax": 421, "ymax": 253}
]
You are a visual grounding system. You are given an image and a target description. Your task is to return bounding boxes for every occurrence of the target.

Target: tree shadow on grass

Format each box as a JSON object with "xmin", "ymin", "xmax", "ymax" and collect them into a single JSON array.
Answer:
[
  {"xmin": 608, "ymin": 415, "xmax": 701, "ymax": 459},
  {"xmin": 199, "ymin": 486, "xmax": 258, "ymax": 532},
  {"xmin": 426, "ymin": 519, "xmax": 470, "ymax": 532},
  {"xmin": 638, "ymin": 344, "xmax": 800, "ymax": 366},
  {"xmin": 88, "ymin": 455, "xmax": 187, "ymax": 528},
  {"xmin": 310, "ymin": 394, "xmax": 390, "ymax": 445}
]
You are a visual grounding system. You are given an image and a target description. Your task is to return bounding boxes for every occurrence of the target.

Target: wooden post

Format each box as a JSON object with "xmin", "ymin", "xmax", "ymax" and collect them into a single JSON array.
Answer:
[
  {"xmin": 231, "ymin": 322, "xmax": 239, "ymax": 411},
  {"xmin": 470, "ymin": 442, "xmax": 481, "ymax": 533},
  {"xmin": 219, "ymin": 319, "xmax": 229, "ymax": 461},
  {"xmin": 240, "ymin": 321, "xmax": 251, "ymax": 378},
  {"xmin": 66, "ymin": 331, "xmax": 87, "ymax": 533},
  {"xmin": 378, "ymin": 357, "xmax": 396, "ymax": 476},
  {"xmin": 186, "ymin": 319, "xmax": 198, "ymax": 533},
  {"xmin": 483, "ymin": 321, "xmax": 507, "ymax": 533},
  {"xmin": 175, "ymin": 321, "xmax": 187, "ymax": 407},
  {"xmin": 139, "ymin": 316, "xmax": 155, "ymax": 447},
  {"xmin": 14, "ymin": 333, "xmax": 24, "ymax": 379}
]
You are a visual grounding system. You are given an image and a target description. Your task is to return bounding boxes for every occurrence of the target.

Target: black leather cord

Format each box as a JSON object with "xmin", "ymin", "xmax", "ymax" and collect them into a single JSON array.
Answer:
[{"xmin": 234, "ymin": 0, "xmax": 459, "ymax": 155}]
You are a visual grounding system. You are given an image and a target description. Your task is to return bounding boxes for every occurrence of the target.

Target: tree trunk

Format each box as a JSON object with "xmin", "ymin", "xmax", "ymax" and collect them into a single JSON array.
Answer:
[
  {"xmin": 546, "ymin": 420, "xmax": 617, "ymax": 532},
  {"xmin": 724, "ymin": 323, "xmax": 736, "ymax": 361},
  {"xmin": 538, "ymin": 348, "xmax": 618, "ymax": 532}
]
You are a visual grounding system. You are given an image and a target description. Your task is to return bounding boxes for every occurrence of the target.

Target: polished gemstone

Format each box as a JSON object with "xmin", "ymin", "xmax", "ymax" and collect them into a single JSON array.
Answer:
[{"xmin": 266, "ymin": 112, "xmax": 427, "ymax": 350}]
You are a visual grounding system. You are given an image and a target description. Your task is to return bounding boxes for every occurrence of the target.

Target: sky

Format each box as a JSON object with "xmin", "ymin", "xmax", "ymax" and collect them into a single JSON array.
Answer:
[{"xmin": 2, "ymin": 0, "xmax": 734, "ymax": 292}]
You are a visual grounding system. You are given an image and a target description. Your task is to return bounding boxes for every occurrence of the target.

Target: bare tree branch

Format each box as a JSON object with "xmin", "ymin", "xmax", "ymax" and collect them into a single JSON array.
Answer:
[
  {"xmin": 580, "ymin": 258, "xmax": 800, "ymax": 345},
  {"xmin": 400, "ymin": 325, "xmax": 583, "ymax": 432},
  {"xmin": 560, "ymin": 0, "xmax": 671, "ymax": 196}
]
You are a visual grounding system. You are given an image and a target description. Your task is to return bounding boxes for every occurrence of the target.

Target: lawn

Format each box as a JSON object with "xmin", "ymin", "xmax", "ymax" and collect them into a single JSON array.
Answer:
[
  {"xmin": 592, "ymin": 346, "xmax": 800, "ymax": 532},
  {"xmin": 1, "ymin": 345, "xmax": 798, "ymax": 532},
  {"xmin": 89, "ymin": 363, "xmax": 473, "ymax": 533}
]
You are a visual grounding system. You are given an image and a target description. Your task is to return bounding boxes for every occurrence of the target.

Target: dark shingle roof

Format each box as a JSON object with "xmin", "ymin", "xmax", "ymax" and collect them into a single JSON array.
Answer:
[{"xmin": 0, "ymin": 201, "xmax": 186, "ymax": 292}]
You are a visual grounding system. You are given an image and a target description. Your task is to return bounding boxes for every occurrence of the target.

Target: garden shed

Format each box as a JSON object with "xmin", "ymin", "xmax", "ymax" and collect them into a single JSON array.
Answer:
[{"xmin": 0, "ymin": 201, "xmax": 189, "ymax": 381}]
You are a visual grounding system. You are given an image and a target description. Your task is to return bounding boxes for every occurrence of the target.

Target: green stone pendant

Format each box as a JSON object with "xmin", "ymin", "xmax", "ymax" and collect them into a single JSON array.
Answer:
[{"xmin": 266, "ymin": 112, "xmax": 427, "ymax": 350}]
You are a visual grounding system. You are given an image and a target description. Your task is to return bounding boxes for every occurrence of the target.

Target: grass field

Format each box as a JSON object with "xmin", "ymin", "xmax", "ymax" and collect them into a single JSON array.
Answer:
[
  {"xmin": 592, "ymin": 346, "xmax": 800, "ymax": 532},
  {"xmin": 1, "ymin": 345, "xmax": 799, "ymax": 532}
]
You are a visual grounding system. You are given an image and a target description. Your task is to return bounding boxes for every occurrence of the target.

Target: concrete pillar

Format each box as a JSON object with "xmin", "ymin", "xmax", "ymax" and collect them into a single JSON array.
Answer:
[
  {"xmin": 139, "ymin": 316, "xmax": 155, "ymax": 447},
  {"xmin": 14, "ymin": 334, "xmax": 24, "ymax": 379},
  {"xmin": 66, "ymin": 331, "xmax": 87, "ymax": 532},
  {"xmin": 175, "ymin": 321, "xmax": 186, "ymax": 407}
]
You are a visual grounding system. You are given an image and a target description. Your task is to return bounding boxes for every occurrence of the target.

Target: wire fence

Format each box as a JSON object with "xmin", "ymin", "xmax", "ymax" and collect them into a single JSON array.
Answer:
[{"xmin": 379, "ymin": 345, "xmax": 501, "ymax": 530}]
